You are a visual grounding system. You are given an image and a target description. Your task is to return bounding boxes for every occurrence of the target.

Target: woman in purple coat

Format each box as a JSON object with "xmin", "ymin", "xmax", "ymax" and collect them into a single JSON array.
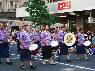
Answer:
[
  {"xmin": 41, "ymin": 25, "xmax": 55, "ymax": 65},
  {"xmin": 76, "ymin": 28, "xmax": 88, "ymax": 60},
  {"xmin": 19, "ymin": 25, "xmax": 35, "ymax": 69},
  {"xmin": 0, "ymin": 23, "xmax": 13, "ymax": 65},
  {"xmin": 32, "ymin": 29, "xmax": 41, "ymax": 48},
  {"xmin": 56, "ymin": 26, "xmax": 72, "ymax": 62}
]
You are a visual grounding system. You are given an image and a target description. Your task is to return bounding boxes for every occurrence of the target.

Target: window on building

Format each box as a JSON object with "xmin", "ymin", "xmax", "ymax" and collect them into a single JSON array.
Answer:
[
  {"xmin": 0, "ymin": 2, "xmax": 2, "ymax": 10},
  {"xmin": 50, "ymin": 0, "xmax": 63, "ymax": 2},
  {"xmin": 13, "ymin": 4, "xmax": 17, "ymax": 11},
  {"xmin": 10, "ymin": 1, "xmax": 13, "ymax": 9},
  {"xmin": 15, "ymin": 4, "xmax": 17, "ymax": 9}
]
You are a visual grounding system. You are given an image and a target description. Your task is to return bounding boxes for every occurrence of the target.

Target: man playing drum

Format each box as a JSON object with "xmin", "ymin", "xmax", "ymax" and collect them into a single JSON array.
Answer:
[
  {"xmin": 19, "ymin": 25, "xmax": 36, "ymax": 69},
  {"xmin": 41, "ymin": 25, "xmax": 55, "ymax": 65},
  {"xmin": 76, "ymin": 28, "xmax": 88, "ymax": 60},
  {"xmin": 57, "ymin": 26, "xmax": 72, "ymax": 62},
  {"xmin": 0, "ymin": 22, "xmax": 13, "ymax": 65}
]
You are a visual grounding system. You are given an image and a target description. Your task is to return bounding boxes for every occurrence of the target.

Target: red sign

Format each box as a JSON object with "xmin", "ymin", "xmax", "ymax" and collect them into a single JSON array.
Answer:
[{"xmin": 58, "ymin": 0, "xmax": 71, "ymax": 10}]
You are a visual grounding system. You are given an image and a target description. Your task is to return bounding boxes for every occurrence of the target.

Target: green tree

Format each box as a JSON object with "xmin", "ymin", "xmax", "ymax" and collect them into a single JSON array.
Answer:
[{"xmin": 26, "ymin": 0, "xmax": 57, "ymax": 26}]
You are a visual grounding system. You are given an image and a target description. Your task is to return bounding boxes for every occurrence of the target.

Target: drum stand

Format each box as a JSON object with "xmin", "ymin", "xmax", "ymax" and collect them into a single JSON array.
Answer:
[
  {"xmin": 86, "ymin": 48, "xmax": 93, "ymax": 55},
  {"xmin": 52, "ymin": 49, "xmax": 59, "ymax": 58},
  {"xmin": 52, "ymin": 48, "xmax": 59, "ymax": 63}
]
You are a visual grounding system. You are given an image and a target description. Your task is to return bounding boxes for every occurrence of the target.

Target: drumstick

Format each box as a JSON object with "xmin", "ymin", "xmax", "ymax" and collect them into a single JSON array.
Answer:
[
  {"xmin": 41, "ymin": 39, "xmax": 48, "ymax": 46},
  {"xmin": 19, "ymin": 40, "xmax": 25, "ymax": 47}
]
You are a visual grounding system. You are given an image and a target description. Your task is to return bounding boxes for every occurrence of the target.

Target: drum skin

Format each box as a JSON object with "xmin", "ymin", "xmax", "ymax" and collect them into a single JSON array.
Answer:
[
  {"xmin": 64, "ymin": 33, "xmax": 76, "ymax": 46},
  {"xmin": 29, "ymin": 44, "xmax": 39, "ymax": 55},
  {"xmin": 50, "ymin": 41, "xmax": 59, "ymax": 47},
  {"xmin": 83, "ymin": 40, "xmax": 91, "ymax": 46}
]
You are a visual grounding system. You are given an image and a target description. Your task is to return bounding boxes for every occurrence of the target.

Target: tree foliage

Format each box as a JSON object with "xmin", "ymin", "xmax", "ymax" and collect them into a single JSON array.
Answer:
[{"xmin": 26, "ymin": 0, "xmax": 58, "ymax": 26}]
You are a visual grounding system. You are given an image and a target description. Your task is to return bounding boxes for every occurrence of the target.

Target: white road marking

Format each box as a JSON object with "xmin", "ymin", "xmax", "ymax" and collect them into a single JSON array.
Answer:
[
  {"xmin": 39, "ymin": 59, "xmax": 42, "ymax": 60},
  {"xmin": 10, "ymin": 57, "xmax": 19, "ymax": 59},
  {"xmin": 60, "ymin": 63, "xmax": 65, "ymax": 65},
  {"xmin": 35, "ymin": 58, "xmax": 39, "ymax": 60},
  {"xmin": 69, "ymin": 65, "xmax": 74, "ymax": 67},
  {"xmin": 55, "ymin": 62, "xmax": 59, "ymax": 64},
  {"xmin": 11, "ymin": 54, "xmax": 15, "ymax": 56},
  {"xmin": 9, "ymin": 56, "xmax": 95, "ymax": 71},
  {"xmin": 64, "ymin": 64, "xmax": 70, "ymax": 66},
  {"xmin": 58, "ymin": 62, "xmax": 95, "ymax": 71},
  {"xmin": 63, "ymin": 68, "xmax": 74, "ymax": 71},
  {"xmin": 75, "ymin": 66, "xmax": 83, "ymax": 68},
  {"xmin": 79, "ymin": 67, "xmax": 85, "ymax": 69}
]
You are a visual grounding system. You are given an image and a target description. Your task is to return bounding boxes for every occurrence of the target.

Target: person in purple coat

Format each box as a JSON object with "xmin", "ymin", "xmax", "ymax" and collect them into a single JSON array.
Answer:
[
  {"xmin": 0, "ymin": 23, "xmax": 13, "ymax": 65},
  {"xmin": 19, "ymin": 25, "xmax": 35, "ymax": 69},
  {"xmin": 29, "ymin": 28, "xmax": 40, "ymax": 55},
  {"xmin": 32, "ymin": 29, "xmax": 41, "ymax": 48},
  {"xmin": 41, "ymin": 25, "xmax": 55, "ymax": 65},
  {"xmin": 76, "ymin": 28, "xmax": 88, "ymax": 60},
  {"xmin": 57, "ymin": 26, "xmax": 72, "ymax": 62}
]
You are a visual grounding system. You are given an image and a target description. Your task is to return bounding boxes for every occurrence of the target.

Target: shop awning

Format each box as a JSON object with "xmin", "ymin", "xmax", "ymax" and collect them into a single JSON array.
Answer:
[
  {"xmin": 48, "ymin": 0, "xmax": 95, "ymax": 13},
  {"xmin": 16, "ymin": 0, "xmax": 95, "ymax": 17}
]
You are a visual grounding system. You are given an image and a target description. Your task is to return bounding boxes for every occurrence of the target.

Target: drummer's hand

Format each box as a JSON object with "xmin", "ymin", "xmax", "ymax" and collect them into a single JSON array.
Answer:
[
  {"xmin": 8, "ymin": 38, "xmax": 12, "ymax": 43},
  {"xmin": 0, "ymin": 41, "xmax": 2, "ymax": 43},
  {"xmin": 20, "ymin": 40, "xmax": 25, "ymax": 47},
  {"xmin": 30, "ymin": 41, "xmax": 35, "ymax": 44},
  {"xmin": 41, "ymin": 40, "xmax": 48, "ymax": 46},
  {"xmin": 45, "ymin": 42, "xmax": 49, "ymax": 46}
]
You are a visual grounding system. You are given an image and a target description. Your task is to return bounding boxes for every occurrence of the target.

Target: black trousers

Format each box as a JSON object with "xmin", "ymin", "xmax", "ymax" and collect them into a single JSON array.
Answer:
[
  {"xmin": 42, "ymin": 46, "xmax": 52, "ymax": 59},
  {"xmin": 58, "ymin": 42, "xmax": 69, "ymax": 55},
  {"xmin": 0, "ymin": 42, "xmax": 10, "ymax": 58},
  {"xmin": 20, "ymin": 49, "xmax": 31, "ymax": 62}
]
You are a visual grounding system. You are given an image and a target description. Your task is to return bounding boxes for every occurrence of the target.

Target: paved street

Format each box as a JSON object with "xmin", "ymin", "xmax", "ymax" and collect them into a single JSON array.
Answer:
[
  {"xmin": 0, "ymin": 44, "xmax": 95, "ymax": 71},
  {"xmin": 1, "ymin": 0, "xmax": 95, "ymax": 71}
]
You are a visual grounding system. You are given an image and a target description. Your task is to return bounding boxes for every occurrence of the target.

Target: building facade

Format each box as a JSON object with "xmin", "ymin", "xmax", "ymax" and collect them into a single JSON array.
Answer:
[
  {"xmin": 0, "ymin": 0, "xmax": 27, "ymax": 19},
  {"xmin": 44, "ymin": 0, "xmax": 95, "ymax": 32},
  {"xmin": 45, "ymin": 0, "xmax": 63, "ymax": 3},
  {"xmin": 0, "ymin": 0, "xmax": 28, "ymax": 12}
]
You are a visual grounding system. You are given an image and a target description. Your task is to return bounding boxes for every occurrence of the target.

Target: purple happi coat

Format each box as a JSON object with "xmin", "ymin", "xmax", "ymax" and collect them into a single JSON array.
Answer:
[
  {"xmin": 41, "ymin": 31, "xmax": 51, "ymax": 46},
  {"xmin": 0, "ymin": 29, "xmax": 9, "ymax": 42},
  {"xmin": 19, "ymin": 31, "xmax": 31, "ymax": 49},
  {"xmin": 56, "ymin": 30, "xmax": 66, "ymax": 42},
  {"xmin": 33, "ymin": 31, "xmax": 41, "ymax": 42},
  {"xmin": 77, "ymin": 32, "xmax": 85, "ymax": 45}
]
